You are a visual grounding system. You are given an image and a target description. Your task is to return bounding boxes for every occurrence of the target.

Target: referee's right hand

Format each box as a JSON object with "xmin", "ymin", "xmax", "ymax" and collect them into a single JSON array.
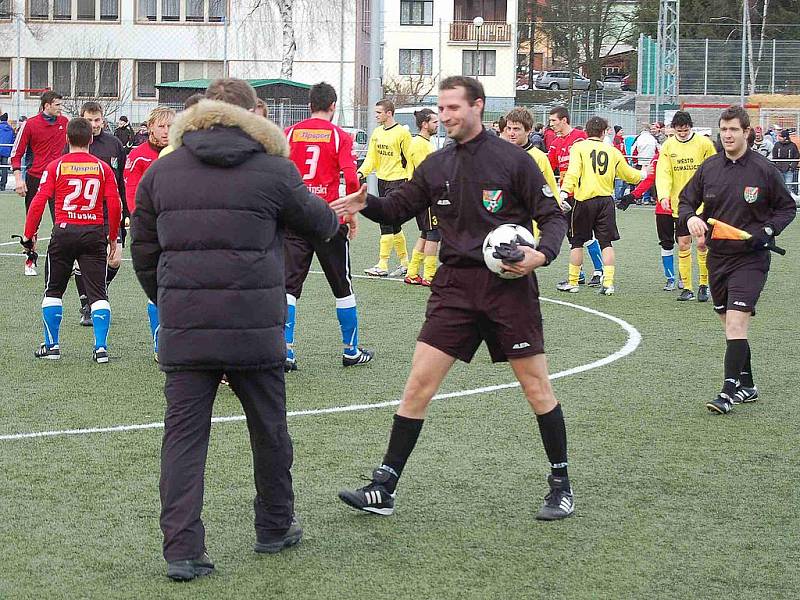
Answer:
[
  {"xmin": 687, "ymin": 216, "xmax": 708, "ymax": 237},
  {"xmin": 14, "ymin": 172, "xmax": 27, "ymax": 198}
]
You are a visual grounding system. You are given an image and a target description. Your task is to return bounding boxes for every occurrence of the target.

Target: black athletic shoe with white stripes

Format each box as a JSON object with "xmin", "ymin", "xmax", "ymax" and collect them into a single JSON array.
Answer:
[
  {"xmin": 342, "ymin": 347, "xmax": 374, "ymax": 367},
  {"xmin": 535, "ymin": 475, "xmax": 575, "ymax": 521},
  {"xmin": 338, "ymin": 466, "xmax": 397, "ymax": 515},
  {"xmin": 732, "ymin": 386, "xmax": 758, "ymax": 404},
  {"xmin": 34, "ymin": 344, "xmax": 60, "ymax": 360},
  {"xmin": 706, "ymin": 393, "xmax": 734, "ymax": 414}
]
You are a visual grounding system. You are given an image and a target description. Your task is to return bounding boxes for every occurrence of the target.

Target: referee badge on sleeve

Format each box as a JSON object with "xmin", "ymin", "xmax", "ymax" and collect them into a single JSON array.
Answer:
[
  {"xmin": 743, "ymin": 186, "xmax": 759, "ymax": 203},
  {"xmin": 482, "ymin": 189, "xmax": 504, "ymax": 213}
]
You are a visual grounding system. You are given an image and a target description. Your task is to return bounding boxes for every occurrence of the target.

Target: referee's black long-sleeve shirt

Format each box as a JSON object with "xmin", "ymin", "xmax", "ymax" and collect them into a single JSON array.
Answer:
[
  {"xmin": 678, "ymin": 148, "xmax": 796, "ymax": 255},
  {"xmin": 360, "ymin": 128, "xmax": 568, "ymax": 268}
]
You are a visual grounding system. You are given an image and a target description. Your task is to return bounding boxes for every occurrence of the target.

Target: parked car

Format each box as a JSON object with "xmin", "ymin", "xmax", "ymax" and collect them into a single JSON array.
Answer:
[
  {"xmin": 341, "ymin": 126, "xmax": 368, "ymax": 166},
  {"xmin": 535, "ymin": 71, "xmax": 603, "ymax": 91},
  {"xmin": 393, "ymin": 106, "xmax": 447, "ymax": 149},
  {"xmin": 602, "ymin": 74, "xmax": 625, "ymax": 89},
  {"xmin": 621, "ymin": 74, "xmax": 634, "ymax": 91}
]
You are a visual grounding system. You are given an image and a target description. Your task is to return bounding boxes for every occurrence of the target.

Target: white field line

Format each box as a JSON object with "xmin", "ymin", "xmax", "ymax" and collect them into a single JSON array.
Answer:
[
  {"xmin": 0, "ymin": 236, "xmax": 50, "ymax": 246},
  {"xmin": 0, "ymin": 291, "xmax": 641, "ymax": 441}
]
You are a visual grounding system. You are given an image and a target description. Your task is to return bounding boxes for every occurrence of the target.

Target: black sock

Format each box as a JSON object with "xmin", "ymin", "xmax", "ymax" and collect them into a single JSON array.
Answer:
[
  {"xmin": 381, "ymin": 414, "xmax": 424, "ymax": 492},
  {"xmin": 739, "ymin": 345, "xmax": 754, "ymax": 388},
  {"xmin": 723, "ymin": 339, "xmax": 749, "ymax": 396},
  {"xmin": 536, "ymin": 404, "xmax": 569, "ymax": 479},
  {"xmin": 106, "ymin": 265, "xmax": 119, "ymax": 287}
]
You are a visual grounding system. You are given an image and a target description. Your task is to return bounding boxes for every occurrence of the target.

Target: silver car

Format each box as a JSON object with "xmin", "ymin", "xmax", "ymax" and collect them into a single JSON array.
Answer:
[{"xmin": 535, "ymin": 71, "xmax": 602, "ymax": 91}]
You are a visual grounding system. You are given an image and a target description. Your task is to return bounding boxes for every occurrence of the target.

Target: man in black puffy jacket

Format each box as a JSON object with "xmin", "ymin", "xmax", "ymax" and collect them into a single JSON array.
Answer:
[{"xmin": 130, "ymin": 78, "xmax": 339, "ymax": 581}]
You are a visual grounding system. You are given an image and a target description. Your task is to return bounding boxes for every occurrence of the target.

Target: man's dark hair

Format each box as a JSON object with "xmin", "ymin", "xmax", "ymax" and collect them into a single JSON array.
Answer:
[
  {"xmin": 119, "ymin": 115, "xmax": 128, "ymax": 123},
  {"xmin": 40, "ymin": 90, "xmax": 62, "ymax": 109},
  {"xmin": 497, "ymin": 115, "xmax": 507, "ymax": 132},
  {"xmin": 376, "ymin": 98, "xmax": 395, "ymax": 114},
  {"xmin": 719, "ymin": 105, "xmax": 750, "ymax": 130},
  {"xmin": 205, "ymin": 77, "xmax": 258, "ymax": 110},
  {"xmin": 585, "ymin": 116, "xmax": 609, "ymax": 138},
  {"xmin": 439, "ymin": 76, "xmax": 485, "ymax": 115},
  {"xmin": 671, "ymin": 111, "xmax": 693, "ymax": 128},
  {"xmin": 534, "ymin": 122, "xmax": 544, "ymax": 132},
  {"xmin": 80, "ymin": 101, "xmax": 103, "ymax": 116},
  {"xmin": 310, "ymin": 82, "xmax": 337, "ymax": 113},
  {"xmin": 67, "ymin": 117, "xmax": 93, "ymax": 147},
  {"xmin": 414, "ymin": 108, "xmax": 435, "ymax": 129},
  {"xmin": 549, "ymin": 106, "xmax": 570, "ymax": 123},
  {"xmin": 184, "ymin": 93, "xmax": 205, "ymax": 109},
  {"xmin": 505, "ymin": 107, "xmax": 533, "ymax": 132}
]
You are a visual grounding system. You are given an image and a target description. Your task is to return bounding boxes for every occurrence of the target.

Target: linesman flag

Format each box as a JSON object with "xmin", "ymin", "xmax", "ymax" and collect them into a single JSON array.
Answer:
[{"xmin": 708, "ymin": 218, "xmax": 786, "ymax": 255}]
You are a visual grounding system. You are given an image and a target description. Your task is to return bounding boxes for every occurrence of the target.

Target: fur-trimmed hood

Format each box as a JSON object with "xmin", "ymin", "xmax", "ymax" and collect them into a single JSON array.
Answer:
[{"xmin": 168, "ymin": 99, "xmax": 288, "ymax": 162}]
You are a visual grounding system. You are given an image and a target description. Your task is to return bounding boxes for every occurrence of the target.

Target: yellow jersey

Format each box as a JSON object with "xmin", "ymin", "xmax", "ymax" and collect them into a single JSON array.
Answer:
[
  {"xmin": 407, "ymin": 134, "xmax": 435, "ymax": 174},
  {"xmin": 524, "ymin": 143, "xmax": 561, "ymax": 201},
  {"xmin": 655, "ymin": 133, "xmax": 717, "ymax": 217},
  {"xmin": 358, "ymin": 122, "xmax": 412, "ymax": 182},
  {"xmin": 561, "ymin": 139, "xmax": 642, "ymax": 201}
]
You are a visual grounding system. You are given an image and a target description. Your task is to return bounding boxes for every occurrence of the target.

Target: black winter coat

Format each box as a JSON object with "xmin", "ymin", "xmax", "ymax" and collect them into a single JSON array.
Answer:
[{"xmin": 130, "ymin": 99, "xmax": 339, "ymax": 372}]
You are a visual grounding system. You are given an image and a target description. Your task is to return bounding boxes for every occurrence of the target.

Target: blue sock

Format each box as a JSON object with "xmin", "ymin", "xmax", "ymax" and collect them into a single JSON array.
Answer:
[
  {"xmin": 661, "ymin": 249, "xmax": 675, "ymax": 280},
  {"xmin": 146, "ymin": 301, "xmax": 159, "ymax": 353},
  {"xmin": 336, "ymin": 295, "xmax": 358, "ymax": 356},
  {"xmin": 91, "ymin": 300, "xmax": 111, "ymax": 350},
  {"xmin": 285, "ymin": 294, "xmax": 296, "ymax": 360},
  {"xmin": 42, "ymin": 298, "xmax": 63, "ymax": 348},
  {"xmin": 587, "ymin": 240, "xmax": 604, "ymax": 273}
]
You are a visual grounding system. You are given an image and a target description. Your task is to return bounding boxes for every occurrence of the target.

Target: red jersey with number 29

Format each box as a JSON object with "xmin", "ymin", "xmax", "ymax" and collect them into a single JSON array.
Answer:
[
  {"xmin": 24, "ymin": 152, "xmax": 122, "ymax": 241},
  {"xmin": 285, "ymin": 118, "xmax": 359, "ymax": 203}
]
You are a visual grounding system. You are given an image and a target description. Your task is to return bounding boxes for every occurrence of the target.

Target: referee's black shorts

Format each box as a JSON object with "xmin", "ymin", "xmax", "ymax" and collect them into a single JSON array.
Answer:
[
  {"xmin": 708, "ymin": 251, "xmax": 770, "ymax": 315},
  {"xmin": 285, "ymin": 223, "xmax": 353, "ymax": 300},
  {"xmin": 568, "ymin": 195, "xmax": 619, "ymax": 247},
  {"xmin": 377, "ymin": 179, "xmax": 406, "ymax": 235},
  {"xmin": 415, "ymin": 207, "xmax": 441, "ymax": 242},
  {"xmin": 45, "ymin": 225, "xmax": 108, "ymax": 304}
]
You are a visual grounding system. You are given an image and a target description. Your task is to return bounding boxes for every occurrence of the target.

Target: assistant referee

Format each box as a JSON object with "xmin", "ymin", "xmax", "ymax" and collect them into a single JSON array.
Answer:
[{"xmin": 678, "ymin": 106, "xmax": 796, "ymax": 415}]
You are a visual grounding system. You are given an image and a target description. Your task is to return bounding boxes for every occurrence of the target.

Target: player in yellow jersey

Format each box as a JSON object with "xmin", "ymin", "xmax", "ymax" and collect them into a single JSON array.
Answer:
[
  {"xmin": 559, "ymin": 116, "xmax": 643, "ymax": 295},
  {"xmin": 358, "ymin": 99, "xmax": 412, "ymax": 277},
  {"xmin": 656, "ymin": 110, "xmax": 717, "ymax": 302},
  {"xmin": 403, "ymin": 108, "xmax": 440, "ymax": 287}
]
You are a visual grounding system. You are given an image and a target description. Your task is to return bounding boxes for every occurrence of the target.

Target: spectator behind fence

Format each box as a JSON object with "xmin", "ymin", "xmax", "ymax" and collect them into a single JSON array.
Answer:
[
  {"xmin": 0, "ymin": 113, "xmax": 15, "ymax": 191},
  {"xmin": 131, "ymin": 122, "xmax": 149, "ymax": 147},
  {"xmin": 752, "ymin": 126, "xmax": 773, "ymax": 158},
  {"xmin": 130, "ymin": 77, "xmax": 339, "ymax": 581},
  {"xmin": 114, "ymin": 116, "xmax": 134, "ymax": 152},
  {"xmin": 772, "ymin": 129, "xmax": 799, "ymax": 191}
]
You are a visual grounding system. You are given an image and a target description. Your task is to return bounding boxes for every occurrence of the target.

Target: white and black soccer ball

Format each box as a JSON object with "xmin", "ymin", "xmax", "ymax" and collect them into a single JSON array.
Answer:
[{"xmin": 482, "ymin": 223, "xmax": 537, "ymax": 279}]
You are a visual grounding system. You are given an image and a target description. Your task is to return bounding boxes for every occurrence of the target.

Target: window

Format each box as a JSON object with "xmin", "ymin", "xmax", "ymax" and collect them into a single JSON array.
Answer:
[
  {"xmin": 206, "ymin": 61, "xmax": 224, "ymax": 78},
  {"xmin": 29, "ymin": 60, "xmax": 49, "ymax": 90},
  {"xmin": 99, "ymin": 60, "xmax": 118, "ymax": 97},
  {"xmin": 77, "ymin": 0, "xmax": 94, "ymax": 19},
  {"xmin": 360, "ymin": 0, "xmax": 369, "ymax": 33},
  {"xmin": 453, "ymin": 0, "xmax": 506, "ymax": 22},
  {"xmin": 28, "ymin": 59, "xmax": 120, "ymax": 97},
  {"xmin": 0, "ymin": 0, "xmax": 12, "ymax": 18},
  {"xmin": 100, "ymin": 0, "xmax": 117, "ymax": 19},
  {"xmin": 182, "ymin": 61, "xmax": 204, "ymax": 80},
  {"xmin": 139, "ymin": 0, "xmax": 156, "ymax": 20},
  {"xmin": 400, "ymin": 1, "xmax": 432, "ymax": 26},
  {"xmin": 54, "ymin": 0, "xmax": 71, "ymax": 19},
  {"xmin": 399, "ymin": 49, "xmax": 433, "ymax": 75},
  {"xmin": 76, "ymin": 60, "xmax": 95, "ymax": 95},
  {"xmin": 30, "ymin": 0, "xmax": 48, "ymax": 19},
  {"xmin": 162, "ymin": 0, "xmax": 179, "ymax": 21},
  {"xmin": 208, "ymin": 0, "xmax": 224, "ymax": 21},
  {"xmin": 160, "ymin": 62, "xmax": 180, "ymax": 84},
  {"xmin": 137, "ymin": 61, "xmax": 157, "ymax": 97},
  {"xmin": 186, "ymin": 0, "xmax": 203, "ymax": 21},
  {"xmin": 0, "ymin": 60, "xmax": 11, "ymax": 95},
  {"xmin": 462, "ymin": 50, "xmax": 495, "ymax": 76},
  {"xmin": 53, "ymin": 60, "xmax": 72, "ymax": 94}
]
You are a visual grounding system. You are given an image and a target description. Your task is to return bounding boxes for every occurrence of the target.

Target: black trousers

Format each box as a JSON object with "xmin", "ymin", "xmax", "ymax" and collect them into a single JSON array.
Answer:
[
  {"xmin": 160, "ymin": 368, "xmax": 294, "ymax": 562},
  {"xmin": 24, "ymin": 174, "xmax": 55, "ymax": 223}
]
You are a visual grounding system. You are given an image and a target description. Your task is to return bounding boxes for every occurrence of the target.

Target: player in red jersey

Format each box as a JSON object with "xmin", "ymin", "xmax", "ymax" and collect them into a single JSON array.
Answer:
[
  {"xmin": 124, "ymin": 106, "xmax": 175, "ymax": 360},
  {"xmin": 22, "ymin": 118, "xmax": 121, "ymax": 363},
  {"xmin": 282, "ymin": 82, "xmax": 373, "ymax": 371},
  {"xmin": 548, "ymin": 106, "xmax": 605, "ymax": 289}
]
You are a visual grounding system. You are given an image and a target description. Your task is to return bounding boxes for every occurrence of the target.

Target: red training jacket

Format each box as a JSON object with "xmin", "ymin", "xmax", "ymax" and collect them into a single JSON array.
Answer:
[
  {"xmin": 10, "ymin": 112, "xmax": 69, "ymax": 179},
  {"xmin": 25, "ymin": 152, "xmax": 122, "ymax": 240},
  {"xmin": 124, "ymin": 141, "xmax": 161, "ymax": 214},
  {"xmin": 548, "ymin": 127, "xmax": 588, "ymax": 177},
  {"xmin": 631, "ymin": 150, "xmax": 670, "ymax": 215}
]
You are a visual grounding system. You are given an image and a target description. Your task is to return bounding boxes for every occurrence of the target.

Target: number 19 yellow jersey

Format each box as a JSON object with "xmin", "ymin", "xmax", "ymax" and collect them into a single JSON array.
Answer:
[{"xmin": 561, "ymin": 139, "xmax": 643, "ymax": 201}]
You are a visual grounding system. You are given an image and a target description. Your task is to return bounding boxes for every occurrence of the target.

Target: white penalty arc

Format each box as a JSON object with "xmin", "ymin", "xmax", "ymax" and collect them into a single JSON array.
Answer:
[{"xmin": 0, "ymin": 297, "xmax": 641, "ymax": 442}]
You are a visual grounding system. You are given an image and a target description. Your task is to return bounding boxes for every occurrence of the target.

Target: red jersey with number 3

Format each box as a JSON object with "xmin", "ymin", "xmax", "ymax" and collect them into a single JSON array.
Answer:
[
  {"xmin": 25, "ymin": 152, "xmax": 122, "ymax": 241},
  {"xmin": 285, "ymin": 118, "xmax": 359, "ymax": 203}
]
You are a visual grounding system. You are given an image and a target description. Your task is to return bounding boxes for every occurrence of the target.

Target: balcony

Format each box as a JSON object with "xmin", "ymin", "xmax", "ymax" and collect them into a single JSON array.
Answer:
[{"xmin": 449, "ymin": 21, "xmax": 512, "ymax": 45}]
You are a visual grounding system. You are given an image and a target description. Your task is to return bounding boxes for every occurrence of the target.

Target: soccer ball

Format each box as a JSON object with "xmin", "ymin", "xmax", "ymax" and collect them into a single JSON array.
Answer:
[{"xmin": 482, "ymin": 223, "xmax": 537, "ymax": 279}]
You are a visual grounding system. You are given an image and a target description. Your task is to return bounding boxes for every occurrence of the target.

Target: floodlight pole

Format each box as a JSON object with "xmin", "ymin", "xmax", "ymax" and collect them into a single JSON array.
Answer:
[{"xmin": 473, "ymin": 16, "xmax": 484, "ymax": 80}]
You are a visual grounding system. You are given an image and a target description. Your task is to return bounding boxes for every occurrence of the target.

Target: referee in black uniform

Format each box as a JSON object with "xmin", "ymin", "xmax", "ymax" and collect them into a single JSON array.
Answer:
[{"xmin": 679, "ymin": 106, "xmax": 796, "ymax": 414}]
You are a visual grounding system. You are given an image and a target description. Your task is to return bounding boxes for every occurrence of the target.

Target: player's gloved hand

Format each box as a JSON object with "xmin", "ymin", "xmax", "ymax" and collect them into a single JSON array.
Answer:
[
  {"xmin": 616, "ymin": 194, "xmax": 636, "ymax": 211},
  {"xmin": 492, "ymin": 242, "xmax": 525, "ymax": 264},
  {"xmin": 748, "ymin": 225, "xmax": 775, "ymax": 250},
  {"xmin": 19, "ymin": 236, "xmax": 34, "ymax": 251},
  {"xmin": 559, "ymin": 191, "xmax": 573, "ymax": 213}
]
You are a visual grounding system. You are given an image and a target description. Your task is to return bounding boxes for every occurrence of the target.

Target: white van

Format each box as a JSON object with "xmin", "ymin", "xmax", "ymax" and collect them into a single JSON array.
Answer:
[{"xmin": 393, "ymin": 105, "xmax": 447, "ymax": 149}]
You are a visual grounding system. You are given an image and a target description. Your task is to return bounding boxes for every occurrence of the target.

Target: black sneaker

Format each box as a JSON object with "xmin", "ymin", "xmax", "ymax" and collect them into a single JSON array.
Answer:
[
  {"xmin": 677, "ymin": 290, "xmax": 695, "ymax": 302},
  {"xmin": 92, "ymin": 347, "xmax": 109, "ymax": 364},
  {"xmin": 732, "ymin": 386, "xmax": 758, "ymax": 404},
  {"xmin": 343, "ymin": 347, "xmax": 374, "ymax": 367},
  {"xmin": 254, "ymin": 516, "xmax": 303, "ymax": 554},
  {"xmin": 535, "ymin": 475, "xmax": 574, "ymax": 521},
  {"xmin": 587, "ymin": 273, "xmax": 603, "ymax": 287},
  {"xmin": 578, "ymin": 272, "xmax": 586, "ymax": 285},
  {"xmin": 284, "ymin": 357, "xmax": 298, "ymax": 372},
  {"xmin": 697, "ymin": 285, "xmax": 709, "ymax": 302},
  {"xmin": 166, "ymin": 552, "xmax": 215, "ymax": 581},
  {"xmin": 338, "ymin": 466, "xmax": 397, "ymax": 515},
  {"xmin": 706, "ymin": 393, "xmax": 734, "ymax": 414},
  {"xmin": 79, "ymin": 304, "xmax": 92, "ymax": 327},
  {"xmin": 34, "ymin": 344, "xmax": 60, "ymax": 360}
]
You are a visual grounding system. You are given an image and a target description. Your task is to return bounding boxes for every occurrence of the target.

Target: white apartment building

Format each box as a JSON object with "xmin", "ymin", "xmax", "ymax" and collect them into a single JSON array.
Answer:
[
  {"xmin": 382, "ymin": 0, "xmax": 517, "ymax": 111},
  {"xmin": 0, "ymin": 0, "xmax": 370, "ymax": 125}
]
